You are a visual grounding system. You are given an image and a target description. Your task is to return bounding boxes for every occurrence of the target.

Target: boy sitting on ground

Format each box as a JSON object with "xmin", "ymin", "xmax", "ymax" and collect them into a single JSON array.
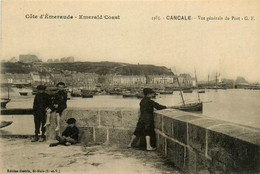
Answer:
[{"xmin": 49, "ymin": 118, "xmax": 79, "ymax": 147}]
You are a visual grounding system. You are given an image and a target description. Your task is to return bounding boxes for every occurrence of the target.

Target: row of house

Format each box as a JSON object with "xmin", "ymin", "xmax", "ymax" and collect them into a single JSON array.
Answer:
[
  {"xmin": 1, "ymin": 72, "xmax": 195, "ymax": 87},
  {"xmin": 1, "ymin": 72, "xmax": 51, "ymax": 85}
]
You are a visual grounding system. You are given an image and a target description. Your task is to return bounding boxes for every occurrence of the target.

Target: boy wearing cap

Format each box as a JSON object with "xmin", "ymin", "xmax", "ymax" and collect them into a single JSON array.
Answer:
[
  {"xmin": 32, "ymin": 85, "xmax": 51, "ymax": 142},
  {"xmin": 49, "ymin": 118, "xmax": 79, "ymax": 147},
  {"xmin": 128, "ymin": 88, "xmax": 167, "ymax": 151},
  {"xmin": 44, "ymin": 82, "xmax": 67, "ymax": 133}
]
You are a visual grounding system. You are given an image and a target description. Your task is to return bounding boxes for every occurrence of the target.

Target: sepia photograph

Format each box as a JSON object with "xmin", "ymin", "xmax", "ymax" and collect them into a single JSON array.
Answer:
[{"xmin": 0, "ymin": 0, "xmax": 259, "ymax": 174}]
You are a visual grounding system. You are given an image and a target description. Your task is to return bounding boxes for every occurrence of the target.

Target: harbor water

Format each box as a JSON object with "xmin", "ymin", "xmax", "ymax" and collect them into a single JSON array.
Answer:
[{"xmin": 1, "ymin": 88, "xmax": 260, "ymax": 129}]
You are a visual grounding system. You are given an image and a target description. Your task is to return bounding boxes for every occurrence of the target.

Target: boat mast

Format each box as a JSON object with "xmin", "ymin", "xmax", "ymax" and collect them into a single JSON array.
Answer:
[
  {"xmin": 175, "ymin": 75, "xmax": 185, "ymax": 106},
  {"xmin": 194, "ymin": 69, "xmax": 200, "ymax": 102},
  {"xmin": 215, "ymin": 72, "xmax": 218, "ymax": 87},
  {"xmin": 7, "ymin": 84, "xmax": 10, "ymax": 99}
]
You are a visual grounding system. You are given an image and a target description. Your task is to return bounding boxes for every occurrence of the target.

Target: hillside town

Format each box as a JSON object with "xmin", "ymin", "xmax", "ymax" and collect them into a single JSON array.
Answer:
[{"xmin": 1, "ymin": 55, "xmax": 260, "ymax": 94}]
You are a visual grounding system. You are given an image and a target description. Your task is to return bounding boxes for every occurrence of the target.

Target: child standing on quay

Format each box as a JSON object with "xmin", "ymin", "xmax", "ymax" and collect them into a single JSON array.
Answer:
[
  {"xmin": 128, "ymin": 88, "xmax": 167, "ymax": 151},
  {"xmin": 32, "ymin": 85, "xmax": 51, "ymax": 142}
]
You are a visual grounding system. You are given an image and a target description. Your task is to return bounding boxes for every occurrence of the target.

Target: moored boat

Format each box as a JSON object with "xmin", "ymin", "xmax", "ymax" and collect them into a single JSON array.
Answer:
[
  {"xmin": 159, "ymin": 90, "xmax": 173, "ymax": 94},
  {"xmin": 81, "ymin": 89, "xmax": 94, "ymax": 98},
  {"xmin": 0, "ymin": 121, "xmax": 13, "ymax": 128},
  {"xmin": 1, "ymin": 98, "xmax": 11, "ymax": 108},
  {"xmin": 122, "ymin": 92, "xmax": 137, "ymax": 98},
  {"xmin": 19, "ymin": 92, "xmax": 28, "ymax": 96},
  {"xmin": 182, "ymin": 89, "xmax": 193, "ymax": 93},
  {"xmin": 171, "ymin": 102, "xmax": 202, "ymax": 112},
  {"xmin": 198, "ymin": 89, "xmax": 205, "ymax": 93}
]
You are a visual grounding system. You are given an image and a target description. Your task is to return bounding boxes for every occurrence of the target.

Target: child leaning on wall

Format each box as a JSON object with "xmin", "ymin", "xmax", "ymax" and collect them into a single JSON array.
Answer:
[
  {"xmin": 128, "ymin": 88, "xmax": 168, "ymax": 151},
  {"xmin": 49, "ymin": 118, "xmax": 79, "ymax": 147},
  {"xmin": 44, "ymin": 82, "xmax": 67, "ymax": 134}
]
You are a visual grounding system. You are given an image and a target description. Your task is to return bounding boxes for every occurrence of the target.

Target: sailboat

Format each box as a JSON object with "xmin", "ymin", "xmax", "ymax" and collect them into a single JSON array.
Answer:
[{"xmin": 171, "ymin": 71, "xmax": 202, "ymax": 112}]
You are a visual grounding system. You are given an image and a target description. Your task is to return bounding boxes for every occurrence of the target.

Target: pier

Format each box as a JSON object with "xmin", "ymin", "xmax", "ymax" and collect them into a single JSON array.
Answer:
[{"xmin": 1, "ymin": 108, "xmax": 260, "ymax": 173}]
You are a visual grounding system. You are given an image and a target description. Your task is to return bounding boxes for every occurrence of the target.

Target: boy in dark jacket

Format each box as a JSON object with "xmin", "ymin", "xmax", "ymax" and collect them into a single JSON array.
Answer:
[
  {"xmin": 32, "ymin": 85, "xmax": 51, "ymax": 142},
  {"xmin": 128, "ymin": 88, "xmax": 167, "ymax": 150},
  {"xmin": 44, "ymin": 82, "xmax": 67, "ymax": 133},
  {"xmin": 49, "ymin": 118, "xmax": 79, "ymax": 147}
]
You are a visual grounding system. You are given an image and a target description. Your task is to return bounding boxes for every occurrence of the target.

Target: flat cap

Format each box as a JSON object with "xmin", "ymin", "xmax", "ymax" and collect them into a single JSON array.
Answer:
[
  {"xmin": 66, "ymin": 118, "xmax": 76, "ymax": 124},
  {"xmin": 143, "ymin": 88, "xmax": 155, "ymax": 96},
  {"xmin": 36, "ymin": 85, "xmax": 46, "ymax": 90}
]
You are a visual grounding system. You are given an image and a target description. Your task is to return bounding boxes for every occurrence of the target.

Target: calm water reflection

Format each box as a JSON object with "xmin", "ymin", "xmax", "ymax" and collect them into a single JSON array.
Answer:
[{"xmin": 2, "ymin": 89, "xmax": 260, "ymax": 129}]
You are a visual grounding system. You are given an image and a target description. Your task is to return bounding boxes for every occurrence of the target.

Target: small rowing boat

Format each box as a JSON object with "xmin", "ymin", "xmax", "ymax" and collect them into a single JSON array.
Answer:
[{"xmin": 0, "ymin": 121, "xmax": 13, "ymax": 128}]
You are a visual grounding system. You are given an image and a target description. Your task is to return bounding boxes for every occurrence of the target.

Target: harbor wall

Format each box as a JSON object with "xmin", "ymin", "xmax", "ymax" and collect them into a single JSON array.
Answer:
[
  {"xmin": 154, "ymin": 109, "xmax": 260, "ymax": 174},
  {"xmin": 46, "ymin": 107, "xmax": 139, "ymax": 146}
]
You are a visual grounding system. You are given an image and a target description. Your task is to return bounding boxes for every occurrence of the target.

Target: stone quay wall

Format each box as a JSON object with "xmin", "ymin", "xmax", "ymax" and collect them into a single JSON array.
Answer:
[
  {"xmin": 47, "ymin": 107, "xmax": 139, "ymax": 146},
  {"xmin": 45, "ymin": 108, "xmax": 260, "ymax": 173},
  {"xmin": 154, "ymin": 109, "xmax": 260, "ymax": 174}
]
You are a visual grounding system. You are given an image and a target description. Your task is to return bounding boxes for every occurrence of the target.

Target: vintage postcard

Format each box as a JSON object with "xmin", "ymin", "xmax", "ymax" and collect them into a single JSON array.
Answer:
[{"xmin": 1, "ymin": 0, "xmax": 259, "ymax": 174}]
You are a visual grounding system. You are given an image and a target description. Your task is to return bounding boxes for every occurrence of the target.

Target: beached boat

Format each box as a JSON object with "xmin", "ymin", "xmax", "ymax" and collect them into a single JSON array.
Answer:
[
  {"xmin": 122, "ymin": 91, "xmax": 137, "ymax": 98},
  {"xmin": 182, "ymin": 88, "xmax": 193, "ymax": 93},
  {"xmin": 0, "ymin": 121, "xmax": 13, "ymax": 128},
  {"xmin": 19, "ymin": 92, "xmax": 28, "ymax": 96},
  {"xmin": 81, "ymin": 89, "xmax": 94, "ymax": 98},
  {"xmin": 159, "ymin": 90, "xmax": 173, "ymax": 94},
  {"xmin": 198, "ymin": 89, "xmax": 205, "ymax": 93},
  {"xmin": 71, "ymin": 89, "xmax": 81, "ymax": 97},
  {"xmin": 1, "ymin": 98, "xmax": 11, "ymax": 108}
]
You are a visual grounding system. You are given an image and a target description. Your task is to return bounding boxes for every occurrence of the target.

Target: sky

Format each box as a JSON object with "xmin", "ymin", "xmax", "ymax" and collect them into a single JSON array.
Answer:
[{"xmin": 1, "ymin": 0, "xmax": 260, "ymax": 82}]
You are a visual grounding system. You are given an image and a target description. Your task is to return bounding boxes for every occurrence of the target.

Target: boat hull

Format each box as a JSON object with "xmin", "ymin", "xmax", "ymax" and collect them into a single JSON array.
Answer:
[
  {"xmin": 82, "ymin": 94, "xmax": 93, "ymax": 98},
  {"xmin": 0, "ymin": 121, "xmax": 13, "ymax": 128},
  {"xmin": 19, "ymin": 92, "xmax": 28, "ymax": 96},
  {"xmin": 182, "ymin": 90, "xmax": 193, "ymax": 93},
  {"xmin": 1, "ymin": 98, "xmax": 11, "ymax": 108},
  {"xmin": 123, "ymin": 94, "xmax": 136, "ymax": 98},
  {"xmin": 172, "ymin": 102, "xmax": 202, "ymax": 112}
]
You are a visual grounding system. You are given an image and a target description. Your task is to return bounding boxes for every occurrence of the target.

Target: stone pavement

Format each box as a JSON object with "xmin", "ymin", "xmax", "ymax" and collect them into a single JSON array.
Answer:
[{"xmin": 0, "ymin": 138, "xmax": 182, "ymax": 174}]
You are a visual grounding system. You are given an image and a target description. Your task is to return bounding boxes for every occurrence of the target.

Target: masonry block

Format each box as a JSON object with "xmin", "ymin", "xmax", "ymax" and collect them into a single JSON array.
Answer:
[
  {"xmin": 176, "ymin": 114, "xmax": 202, "ymax": 122},
  {"xmin": 156, "ymin": 132, "xmax": 165, "ymax": 155},
  {"xmin": 154, "ymin": 113, "xmax": 162, "ymax": 131},
  {"xmin": 121, "ymin": 109, "xmax": 139, "ymax": 128},
  {"xmin": 163, "ymin": 116, "xmax": 173, "ymax": 137},
  {"xmin": 172, "ymin": 119, "xmax": 187, "ymax": 145},
  {"xmin": 95, "ymin": 127, "xmax": 107, "ymax": 143},
  {"xmin": 46, "ymin": 112, "xmax": 57, "ymax": 140},
  {"xmin": 62, "ymin": 109, "xmax": 72, "ymax": 118},
  {"xmin": 188, "ymin": 123, "xmax": 206, "ymax": 153},
  {"xmin": 208, "ymin": 130, "xmax": 260, "ymax": 173},
  {"xmin": 196, "ymin": 153, "xmax": 210, "ymax": 173},
  {"xmin": 167, "ymin": 139, "xmax": 185, "ymax": 170},
  {"xmin": 109, "ymin": 128, "xmax": 132, "ymax": 145},
  {"xmin": 70, "ymin": 110, "xmax": 99, "ymax": 127},
  {"xmin": 100, "ymin": 110, "xmax": 122, "ymax": 127},
  {"xmin": 79, "ymin": 127, "xmax": 94, "ymax": 145},
  {"xmin": 186, "ymin": 149, "xmax": 197, "ymax": 173}
]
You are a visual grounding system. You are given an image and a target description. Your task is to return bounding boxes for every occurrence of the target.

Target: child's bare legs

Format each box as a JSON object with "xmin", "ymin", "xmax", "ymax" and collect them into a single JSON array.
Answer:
[
  {"xmin": 44, "ymin": 109, "xmax": 51, "ymax": 127},
  {"xmin": 128, "ymin": 135, "xmax": 136, "ymax": 148},
  {"xmin": 145, "ymin": 136, "xmax": 156, "ymax": 151},
  {"xmin": 55, "ymin": 113, "xmax": 61, "ymax": 132}
]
